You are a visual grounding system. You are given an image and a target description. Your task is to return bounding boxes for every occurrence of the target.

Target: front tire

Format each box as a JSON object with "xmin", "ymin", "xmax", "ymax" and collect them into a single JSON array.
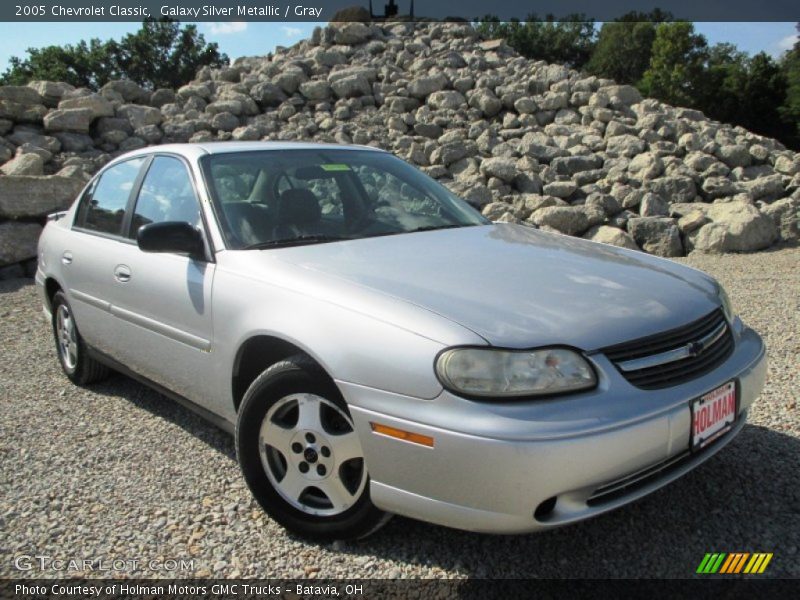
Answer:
[
  {"xmin": 236, "ymin": 355, "xmax": 388, "ymax": 541},
  {"xmin": 51, "ymin": 291, "xmax": 109, "ymax": 385}
]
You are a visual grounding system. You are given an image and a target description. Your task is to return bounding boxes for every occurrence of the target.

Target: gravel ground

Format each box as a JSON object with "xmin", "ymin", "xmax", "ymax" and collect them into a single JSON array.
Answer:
[{"xmin": 1, "ymin": 247, "xmax": 798, "ymax": 580}]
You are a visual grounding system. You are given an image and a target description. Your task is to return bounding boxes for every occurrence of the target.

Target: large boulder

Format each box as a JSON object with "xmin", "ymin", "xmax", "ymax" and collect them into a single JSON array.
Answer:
[
  {"xmin": 584, "ymin": 225, "xmax": 639, "ymax": 250},
  {"xmin": 628, "ymin": 152, "xmax": 664, "ymax": 180},
  {"xmin": 299, "ymin": 80, "xmax": 332, "ymax": 101},
  {"xmin": 0, "ymin": 176, "xmax": 85, "ymax": 218},
  {"xmin": 742, "ymin": 174, "xmax": 785, "ymax": 201},
  {"xmin": 427, "ymin": 90, "xmax": 466, "ymax": 111},
  {"xmin": 1, "ymin": 153, "xmax": 44, "ymax": 176},
  {"xmin": 330, "ymin": 74, "xmax": 371, "ymax": 99},
  {"xmin": 715, "ymin": 144, "xmax": 751, "ymax": 168},
  {"xmin": 551, "ymin": 155, "xmax": 601, "ymax": 176},
  {"xmin": 53, "ymin": 132, "xmax": 94, "ymax": 152},
  {"xmin": 408, "ymin": 74, "xmax": 448, "ymax": 99},
  {"xmin": 542, "ymin": 181, "xmax": 577, "ymax": 198},
  {"xmin": 211, "ymin": 112, "xmax": 239, "ymax": 132},
  {"xmin": 628, "ymin": 217, "xmax": 683, "ymax": 257},
  {"xmin": 116, "ymin": 104, "xmax": 162, "ymax": 129},
  {"xmin": 761, "ymin": 197, "xmax": 799, "ymax": 242},
  {"xmin": 646, "ymin": 176, "xmax": 697, "ymax": 204},
  {"xmin": 150, "ymin": 88, "xmax": 176, "ymax": 107},
  {"xmin": 332, "ymin": 22, "xmax": 371, "ymax": 45},
  {"xmin": 530, "ymin": 206, "xmax": 590, "ymax": 235},
  {"xmin": 0, "ymin": 86, "xmax": 43, "ymax": 105},
  {"xmin": 7, "ymin": 129, "xmax": 61, "ymax": 154},
  {"xmin": 469, "ymin": 88, "xmax": 502, "ymax": 117},
  {"xmin": 94, "ymin": 116, "xmax": 132, "ymax": 145},
  {"xmin": 691, "ymin": 201, "xmax": 778, "ymax": 253},
  {"xmin": 0, "ymin": 100, "xmax": 48, "ymax": 123},
  {"xmin": 101, "ymin": 79, "xmax": 148, "ymax": 103},
  {"xmin": 27, "ymin": 81, "xmax": 75, "ymax": 107},
  {"xmin": 774, "ymin": 155, "xmax": 799, "ymax": 176},
  {"xmin": 0, "ymin": 222, "xmax": 43, "ymax": 266},
  {"xmin": 479, "ymin": 157, "xmax": 519, "ymax": 183},
  {"xmin": 58, "ymin": 93, "xmax": 115, "ymax": 119},
  {"xmin": 177, "ymin": 82, "xmax": 212, "ymax": 101},
  {"xmin": 639, "ymin": 193, "xmax": 669, "ymax": 217},
  {"xmin": 600, "ymin": 84, "xmax": 642, "ymax": 105},
  {"xmin": 43, "ymin": 108, "xmax": 94, "ymax": 133},
  {"xmin": 431, "ymin": 141, "xmax": 472, "ymax": 166},
  {"xmin": 275, "ymin": 68, "xmax": 308, "ymax": 95}
]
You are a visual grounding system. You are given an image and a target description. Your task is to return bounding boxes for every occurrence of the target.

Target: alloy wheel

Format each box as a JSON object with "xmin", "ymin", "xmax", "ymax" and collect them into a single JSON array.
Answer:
[
  {"xmin": 55, "ymin": 304, "xmax": 78, "ymax": 371},
  {"xmin": 259, "ymin": 393, "xmax": 367, "ymax": 516}
]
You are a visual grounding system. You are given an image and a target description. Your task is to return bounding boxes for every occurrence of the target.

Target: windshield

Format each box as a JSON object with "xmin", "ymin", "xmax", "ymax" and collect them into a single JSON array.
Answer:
[{"xmin": 199, "ymin": 149, "xmax": 488, "ymax": 249}]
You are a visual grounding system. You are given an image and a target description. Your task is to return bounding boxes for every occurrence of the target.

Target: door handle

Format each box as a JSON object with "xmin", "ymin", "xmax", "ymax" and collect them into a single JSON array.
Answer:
[
  {"xmin": 114, "ymin": 265, "xmax": 131, "ymax": 283},
  {"xmin": 61, "ymin": 251, "xmax": 73, "ymax": 265}
]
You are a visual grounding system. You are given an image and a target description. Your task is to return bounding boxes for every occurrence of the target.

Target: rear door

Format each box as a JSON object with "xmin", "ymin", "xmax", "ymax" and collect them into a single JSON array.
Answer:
[
  {"xmin": 65, "ymin": 156, "xmax": 148, "ymax": 356},
  {"xmin": 103, "ymin": 155, "xmax": 217, "ymax": 407}
]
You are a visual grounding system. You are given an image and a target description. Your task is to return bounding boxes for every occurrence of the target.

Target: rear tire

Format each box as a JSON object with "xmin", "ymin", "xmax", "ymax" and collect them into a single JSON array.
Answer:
[
  {"xmin": 236, "ymin": 355, "xmax": 389, "ymax": 541},
  {"xmin": 51, "ymin": 291, "xmax": 109, "ymax": 385}
]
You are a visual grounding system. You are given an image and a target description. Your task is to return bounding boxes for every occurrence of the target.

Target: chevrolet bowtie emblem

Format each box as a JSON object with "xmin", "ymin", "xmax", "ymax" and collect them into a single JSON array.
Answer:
[{"xmin": 687, "ymin": 341, "xmax": 704, "ymax": 357}]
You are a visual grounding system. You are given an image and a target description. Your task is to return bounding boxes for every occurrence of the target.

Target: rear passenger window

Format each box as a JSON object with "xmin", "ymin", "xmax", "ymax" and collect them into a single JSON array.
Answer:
[
  {"xmin": 79, "ymin": 158, "xmax": 145, "ymax": 235},
  {"xmin": 131, "ymin": 156, "xmax": 201, "ymax": 234}
]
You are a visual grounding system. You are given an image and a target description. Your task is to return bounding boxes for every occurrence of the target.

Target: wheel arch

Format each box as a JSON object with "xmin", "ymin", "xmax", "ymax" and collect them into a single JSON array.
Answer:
[
  {"xmin": 44, "ymin": 277, "xmax": 64, "ymax": 311},
  {"xmin": 231, "ymin": 334, "xmax": 335, "ymax": 413}
]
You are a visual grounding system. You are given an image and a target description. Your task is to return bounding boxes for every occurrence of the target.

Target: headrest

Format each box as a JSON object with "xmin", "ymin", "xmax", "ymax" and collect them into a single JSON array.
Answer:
[{"xmin": 278, "ymin": 188, "xmax": 321, "ymax": 225}]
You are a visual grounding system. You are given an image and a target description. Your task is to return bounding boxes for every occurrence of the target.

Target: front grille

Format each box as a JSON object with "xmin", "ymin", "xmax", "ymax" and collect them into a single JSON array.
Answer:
[{"xmin": 602, "ymin": 309, "xmax": 733, "ymax": 390}]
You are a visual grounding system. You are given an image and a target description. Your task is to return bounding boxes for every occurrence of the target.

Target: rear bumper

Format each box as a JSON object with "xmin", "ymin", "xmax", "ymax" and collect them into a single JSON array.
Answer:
[{"xmin": 342, "ymin": 324, "xmax": 767, "ymax": 533}]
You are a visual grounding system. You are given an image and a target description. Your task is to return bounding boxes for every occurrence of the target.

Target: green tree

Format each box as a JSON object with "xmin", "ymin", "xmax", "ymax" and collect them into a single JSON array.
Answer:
[
  {"xmin": 475, "ymin": 14, "xmax": 596, "ymax": 69},
  {"xmin": 111, "ymin": 20, "xmax": 227, "ymax": 89},
  {"xmin": 702, "ymin": 47, "xmax": 788, "ymax": 141},
  {"xmin": 1, "ymin": 18, "xmax": 227, "ymax": 90},
  {"xmin": 696, "ymin": 43, "xmax": 749, "ymax": 123},
  {"xmin": 1, "ymin": 39, "xmax": 113, "ymax": 88},
  {"xmin": 780, "ymin": 24, "xmax": 800, "ymax": 142},
  {"xmin": 639, "ymin": 22, "xmax": 708, "ymax": 107},
  {"xmin": 735, "ymin": 53, "xmax": 788, "ymax": 140},
  {"xmin": 587, "ymin": 11, "xmax": 671, "ymax": 84}
]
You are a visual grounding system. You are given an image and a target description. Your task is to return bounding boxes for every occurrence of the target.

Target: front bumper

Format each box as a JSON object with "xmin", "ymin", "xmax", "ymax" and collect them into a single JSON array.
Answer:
[{"xmin": 341, "ymin": 322, "xmax": 767, "ymax": 533}]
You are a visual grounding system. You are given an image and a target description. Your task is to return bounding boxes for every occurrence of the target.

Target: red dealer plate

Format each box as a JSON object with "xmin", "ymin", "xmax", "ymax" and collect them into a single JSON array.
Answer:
[{"xmin": 691, "ymin": 380, "xmax": 737, "ymax": 451}]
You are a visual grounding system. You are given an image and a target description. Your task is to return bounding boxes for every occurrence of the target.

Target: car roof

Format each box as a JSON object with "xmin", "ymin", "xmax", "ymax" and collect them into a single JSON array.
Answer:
[{"xmin": 109, "ymin": 141, "xmax": 386, "ymax": 164}]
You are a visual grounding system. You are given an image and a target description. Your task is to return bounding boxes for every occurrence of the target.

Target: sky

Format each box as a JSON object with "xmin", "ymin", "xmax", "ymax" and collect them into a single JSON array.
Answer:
[{"xmin": 0, "ymin": 21, "xmax": 796, "ymax": 74}]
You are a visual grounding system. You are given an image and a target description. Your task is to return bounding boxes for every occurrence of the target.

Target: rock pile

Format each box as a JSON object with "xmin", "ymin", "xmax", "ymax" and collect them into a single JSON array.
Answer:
[{"xmin": 1, "ymin": 21, "xmax": 799, "ymax": 277}]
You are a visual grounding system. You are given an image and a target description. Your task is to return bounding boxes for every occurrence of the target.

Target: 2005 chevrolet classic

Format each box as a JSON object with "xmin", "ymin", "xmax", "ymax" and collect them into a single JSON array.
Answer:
[{"xmin": 36, "ymin": 142, "xmax": 767, "ymax": 540}]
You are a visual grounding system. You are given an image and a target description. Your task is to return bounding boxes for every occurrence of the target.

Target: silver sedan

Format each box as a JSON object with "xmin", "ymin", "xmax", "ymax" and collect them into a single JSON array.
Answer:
[{"xmin": 36, "ymin": 142, "xmax": 767, "ymax": 540}]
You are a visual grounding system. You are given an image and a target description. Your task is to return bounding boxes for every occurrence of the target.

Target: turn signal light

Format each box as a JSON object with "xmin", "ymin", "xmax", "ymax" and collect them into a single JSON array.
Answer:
[{"xmin": 370, "ymin": 422, "xmax": 434, "ymax": 448}]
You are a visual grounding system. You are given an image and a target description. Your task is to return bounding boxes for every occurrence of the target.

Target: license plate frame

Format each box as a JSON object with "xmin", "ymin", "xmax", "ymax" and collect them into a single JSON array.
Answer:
[{"xmin": 690, "ymin": 380, "xmax": 738, "ymax": 452}]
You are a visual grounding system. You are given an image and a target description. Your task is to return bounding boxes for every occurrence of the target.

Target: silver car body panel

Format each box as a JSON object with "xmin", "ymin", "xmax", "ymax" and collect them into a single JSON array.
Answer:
[
  {"xmin": 36, "ymin": 142, "xmax": 768, "ymax": 533},
  {"xmin": 275, "ymin": 223, "xmax": 722, "ymax": 351}
]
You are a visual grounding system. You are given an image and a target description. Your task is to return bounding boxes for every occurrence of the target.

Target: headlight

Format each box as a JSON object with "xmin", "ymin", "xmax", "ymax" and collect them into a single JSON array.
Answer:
[
  {"xmin": 719, "ymin": 285, "xmax": 735, "ymax": 322},
  {"xmin": 435, "ymin": 347, "xmax": 597, "ymax": 399}
]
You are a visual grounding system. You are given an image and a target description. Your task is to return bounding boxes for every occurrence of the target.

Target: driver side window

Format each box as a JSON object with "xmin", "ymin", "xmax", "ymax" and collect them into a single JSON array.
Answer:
[{"xmin": 131, "ymin": 156, "xmax": 201, "ymax": 236}]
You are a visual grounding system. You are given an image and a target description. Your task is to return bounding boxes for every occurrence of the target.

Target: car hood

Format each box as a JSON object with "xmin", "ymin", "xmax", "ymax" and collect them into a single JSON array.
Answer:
[{"xmin": 274, "ymin": 224, "xmax": 721, "ymax": 351}]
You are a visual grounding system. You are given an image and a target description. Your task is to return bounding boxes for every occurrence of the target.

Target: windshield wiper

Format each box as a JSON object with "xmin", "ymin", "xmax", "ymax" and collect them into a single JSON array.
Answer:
[
  {"xmin": 407, "ymin": 224, "xmax": 473, "ymax": 233},
  {"xmin": 359, "ymin": 223, "xmax": 477, "ymax": 240},
  {"xmin": 243, "ymin": 234, "xmax": 348, "ymax": 250}
]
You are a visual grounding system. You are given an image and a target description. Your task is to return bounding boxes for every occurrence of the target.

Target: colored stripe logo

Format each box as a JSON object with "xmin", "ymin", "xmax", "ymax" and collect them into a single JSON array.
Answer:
[{"xmin": 696, "ymin": 552, "xmax": 773, "ymax": 574}]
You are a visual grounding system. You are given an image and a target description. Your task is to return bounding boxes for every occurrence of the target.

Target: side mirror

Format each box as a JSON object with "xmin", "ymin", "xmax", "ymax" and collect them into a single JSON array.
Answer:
[{"xmin": 137, "ymin": 221, "xmax": 205, "ymax": 259}]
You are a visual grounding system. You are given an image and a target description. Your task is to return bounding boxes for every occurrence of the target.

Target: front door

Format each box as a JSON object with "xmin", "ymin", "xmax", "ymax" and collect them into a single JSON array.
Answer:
[{"xmin": 103, "ymin": 155, "xmax": 217, "ymax": 408}]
